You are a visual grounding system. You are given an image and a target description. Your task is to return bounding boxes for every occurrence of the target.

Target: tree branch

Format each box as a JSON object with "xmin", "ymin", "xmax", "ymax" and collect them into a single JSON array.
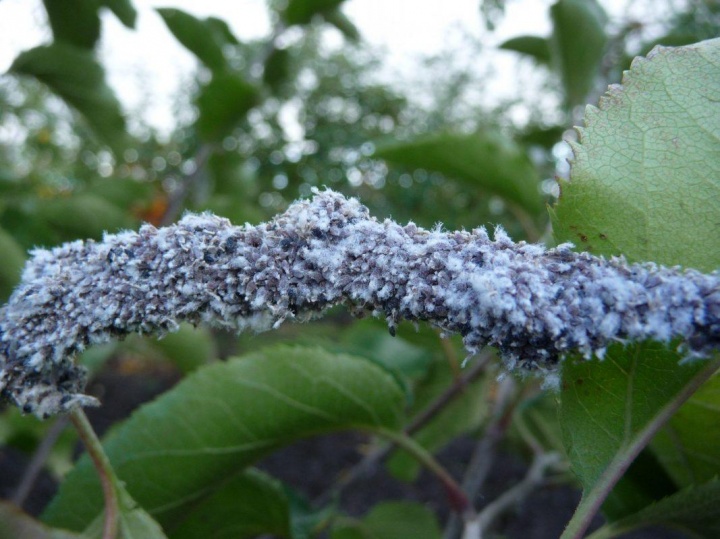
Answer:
[
  {"xmin": 443, "ymin": 377, "xmax": 517, "ymax": 539},
  {"xmin": 1, "ymin": 189, "xmax": 718, "ymax": 417},
  {"xmin": 471, "ymin": 451, "xmax": 563, "ymax": 537}
]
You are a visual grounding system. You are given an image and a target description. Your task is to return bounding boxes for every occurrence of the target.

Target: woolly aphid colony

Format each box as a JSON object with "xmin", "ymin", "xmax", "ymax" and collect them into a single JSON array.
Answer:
[{"xmin": 1, "ymin": 190, "xmax": 718, "ymax": 418}]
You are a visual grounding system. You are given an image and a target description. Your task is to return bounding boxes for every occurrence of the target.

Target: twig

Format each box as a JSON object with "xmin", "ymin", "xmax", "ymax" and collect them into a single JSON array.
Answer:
[
  {"xmin": 438, "ymin": 331, "xmax": 462, "ymax": 380},
  {"xmin": 443, "ymin": 376, "xmax": 517, "ymax": 539},
  {"xmin": 470, "ymin": 451, "xmax": 562, "ymax": 537},
  {"xmin": 11, "ymin": 414, "xmax": 70, "ymax": 507},
  {"xmin": 159, "ymin": 143, "xmax": 214, "ymax": 227},
  {"xmin": 314, "ymin": 349, "xmax": 492, "ymax": 506},
  {"xmin": 506, "ymin": 201, "xmax": 541, "ymax": 243},
  {"xmin": 407, "ymin": 350, "xmax": 493, "ymax": 435},
  {"xmin": 70, "ymin": 409, "xmax": 119, "ymax": 539},
  {"xmin": 372, "ymin": 427, "xmax": 475, "ymax": 519}
]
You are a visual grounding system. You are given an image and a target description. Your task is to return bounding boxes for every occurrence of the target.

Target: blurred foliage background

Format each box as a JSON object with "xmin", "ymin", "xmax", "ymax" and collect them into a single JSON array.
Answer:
[{"xmin": 0, "ymin": 0, "xmax": 718, "ymax": 538}]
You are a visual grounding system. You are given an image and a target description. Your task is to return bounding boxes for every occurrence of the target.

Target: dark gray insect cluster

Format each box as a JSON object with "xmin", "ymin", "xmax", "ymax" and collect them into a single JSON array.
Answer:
[{"xmin": 1, "ymin": 189, "xmax": 718, "ymax": 417}]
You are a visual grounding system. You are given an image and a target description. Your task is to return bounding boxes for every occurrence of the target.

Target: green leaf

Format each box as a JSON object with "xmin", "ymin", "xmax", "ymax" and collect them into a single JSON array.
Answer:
[
  {"xmin": 150, "ymin": 323, "xmax": 215, "ymax": 374},
  {"xmin": 9, "ymin": 44, "xmax": 128, "ymax": 154},
  {"xmin": 263, "ymin": 48, "xmax": 292, "ymax": 92},
  {"xmin": 549, "ymin": 0, "xmax": 608, "ymax": 108},
  {"xmin": 601, "ymin": 448, "xmax": 678, "ymax": 522},
  {"xmin": 651, "ymin": 374, "xmax": 720, "ymax": 487},
  {"xmin": 338, "ymin": 320, "xmax": 433, "ymax": 379},
  {"xmin": 82, "ymin": 482, "xmax": 167, "ymax": 539},
  {"xmin": 284, "ymin": 486, "xmax": 335, "ymax": 539},
  {"xmin": 587, "ymin": 478, "xmax": 720, "ymax": 539},
  {"xmin": 331, "ymin": 501, "xmax": 441, "ymax": 539},
  {"xmin": 637, "ymin": 33, "xmax": 701, "ymax": 61},
  {"xmin": 0, "ymin": 501, "xmax": 81, "ymax": 539},
  {"xmin": 324, "ymin": 9, "xmax": 361, "ymax": 42},
  {"xmin": 43, "ymin": 346, "xmax": 405, "ymax": 531},
  {"xmin": 196, "ymin": 72, "xmax": 260, "ymax": 141},
  {"xmin": 205, "ymin": 17, "xmax": 241, "ymax": 45},
  {"xmin": 82, "ymin": 484, "xmax": 166, "ymax": 539},
  {"xmin": 281, "ymin": 0, "xmax": 347, "ymax": 26},
  {"xmin": 517, "ymin": 124, "xmax": 566, "ymax": 150},
  {"xmin": 558, "ymin": 345, "xmax": 719, "ymax": 537},
  {"xmin": 513, "ymin": 391, "xmax": 566, "ymax": 455},
  {"xmin": 553, "ymin": 40, "xmax": 720, "ymax": 538},
  {"xmin": 499, "ymin": 35, "xmax": 551, "ymax": 65},
  {"xmin": 619, "ymin": 33, "xmax": 701, "ymax": 72},
  {"xmin": 167, "ymin": 469, "xmax": 291, "ymax": 538},
  {"xmin": 552, "ymin": 39, "xmax": 720, "ymax": 272},
  {"xmin": 0, "ymin": 226, "xmax": 26, "ymax": 302},
  {"xmin": 42, "ymin": 0, "xmax": 101, "ymax": 49},
  {"xmin": 156, "ymin": 8, "xmax": 235, "ymax": 72},
  {"xmin": 375, "ymin": 131, "xmax": 543, "ymax": 215},
  {"xmin": 99, "ymin": 0, "xmax": 137, "ymax": 28},
  {"xmin": 85, "ymin": 177, "xmax": 154, "ymax": 210},
  {"xmin": 42, "ymin": 0, "xmax": 136, "ymax": 44},
  {"xmin": 35, "ymin": 193, "xmax": 134, "ymax": 240}
]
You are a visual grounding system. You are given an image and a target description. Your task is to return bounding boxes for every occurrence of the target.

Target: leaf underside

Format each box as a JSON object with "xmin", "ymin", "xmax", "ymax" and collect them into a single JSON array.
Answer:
[{"xmin": 43, "ymin": 346, "xmax": 405, "ymax": 532}]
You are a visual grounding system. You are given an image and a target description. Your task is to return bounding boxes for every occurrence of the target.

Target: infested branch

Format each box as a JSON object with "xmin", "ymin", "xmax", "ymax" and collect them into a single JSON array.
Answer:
[{"xmin": 1, "ymin": 189, "xmax": 719, "ymax": 418}]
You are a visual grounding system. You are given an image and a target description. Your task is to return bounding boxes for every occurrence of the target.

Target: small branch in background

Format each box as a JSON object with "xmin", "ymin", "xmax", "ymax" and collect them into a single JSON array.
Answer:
[
  {"xmin": 372, "ymin": 427, "xmax": 476, "ymax": 520},
  {"xmin": 314, "ymin": 349, "xmax": 492, "ymax": 507},
  {"xmin": 11, "ymin": 414, "xmax": 70, "ymax": 508},
  {"xmin": 159, "ymin": 143, "xmax": 214, "ymax": 226},
  {"xmin": 437, "ymin": 331, "xmax": 462, "ymax": 380},
  {"xmin": 70, "ymin": 409, "xmax": 119, "ymax": 539},
  {"xmin": 407, "ymin": 349, "xmax": 493, "ymax": 435},
  {"xmin": 469, "ymin": 451, "xmax": 563, "ymax": 538},
  {"xmin": 443, "ymin": 376, "xmax": 517, "ymax": 539},
  {"xmin": 506, "ymin": 201, "xmax": 541, "ymax": 243}
]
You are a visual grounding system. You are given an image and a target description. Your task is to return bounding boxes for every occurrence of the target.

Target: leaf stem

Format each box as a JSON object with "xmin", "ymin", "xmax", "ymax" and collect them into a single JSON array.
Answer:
[
  {"xmin": 443, "ymin": 376, "xmax": 517, "ymax": 539},
  {"xmin": 475, "ymin": 451, "xmax": 562, "ymax": 534},
  {"xmin": 314, "ymin": 351, "xmax": 491, "ymax": 506},
  {"xmin": 370, "ymin": 426, "xmax": 474, "ymax": 519},
  {"xmin": 408, "ymin": 349, "xmax": 493, "ymax": 434},
  {"xmin": 560, "ymin": 360, "xmax": 720, "ymax": 539},
  {"xmin": 70, "ymin": 409, "xmax": 119, "ymax": 539}
]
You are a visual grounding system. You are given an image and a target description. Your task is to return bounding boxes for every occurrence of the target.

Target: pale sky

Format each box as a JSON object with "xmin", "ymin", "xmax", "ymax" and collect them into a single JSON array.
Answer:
[{"xmin": 0, "ymin": 0, "xmax": 675, "ymax": 132}]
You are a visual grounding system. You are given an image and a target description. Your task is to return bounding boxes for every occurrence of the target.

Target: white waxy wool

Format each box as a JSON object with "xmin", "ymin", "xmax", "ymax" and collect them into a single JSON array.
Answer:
[{"xmin": 1, "ymin": 189, "xmax": 719, "ymax": 418}]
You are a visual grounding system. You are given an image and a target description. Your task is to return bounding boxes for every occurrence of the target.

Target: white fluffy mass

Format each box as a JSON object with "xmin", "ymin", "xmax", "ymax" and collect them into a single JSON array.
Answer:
[{"xmin": 1, "ymin": 189, "xmax": 719, "ymax": 417}]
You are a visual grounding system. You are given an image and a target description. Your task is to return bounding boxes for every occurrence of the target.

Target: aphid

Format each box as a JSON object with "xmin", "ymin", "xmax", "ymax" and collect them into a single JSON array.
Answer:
[
  {"xmin": 287, "ymin": 287, "xmax": 298, "ymax": 302},
  {"xmin": 224, "ymin": 236, "xmax": 237, "ymax": 253}
]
